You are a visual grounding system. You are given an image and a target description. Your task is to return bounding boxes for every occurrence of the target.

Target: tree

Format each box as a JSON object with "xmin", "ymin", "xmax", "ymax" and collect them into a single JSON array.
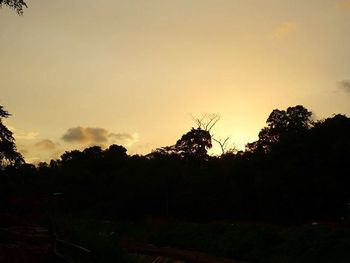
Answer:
[
  {"xmin": 267, "ymin": 105, "xmax": 312, "ymax": 133},
  {"xmin": 173, "ymin": 128, "xmax": 212, "ymax": 159},
  {"xmin": 191, "ymin": 113, "xmax": 220, "ymax": 132},
  {"xmin": 0, "ymin": 105, "xmax": 24, "ymax": 168},
  {"xmin": 246, "ymin": 105, "xmax": 313, "ymax": 153},
  {"xmin": 212, "ymin": 136, "xmax": 238, "ymax": 155},
  {"xmin": 104, "ymin": 144, "xmax": 127, "ymax": 159},
  {"xmin": 0, "ymin": 0, "xmax": 27, "ymax": 15},
  {"xmin": 152, "ymin": 114, "xmax": 219, "ymax": 160}
]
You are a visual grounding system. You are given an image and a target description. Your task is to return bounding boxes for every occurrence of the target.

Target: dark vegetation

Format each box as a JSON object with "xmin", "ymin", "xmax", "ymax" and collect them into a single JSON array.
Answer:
[
  {"xmin": 0, "ymin": 0, "xmax": 27, "ymax": 15},
  {"xmin": 1, "ymin": 105, "xmax": 350, "ymax": 223},
  {"xmin": 45, "ymin": 215, "xmax": 350, "ymax": 263},
  {"xmin": 1, "ymin": 104, "xmax": 350, "ymax": 262},
  {"xmin": 2, "ymin": 4, "xmax": 349, "ymax": 263}
]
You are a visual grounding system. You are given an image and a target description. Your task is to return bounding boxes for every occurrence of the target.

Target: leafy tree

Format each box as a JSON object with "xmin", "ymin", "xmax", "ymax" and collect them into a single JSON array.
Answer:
[
  {"xmin": 150, "ymin": 128, "xmax": 212, "ymax": 160},
  {"xmin": 60, "ymin": 149, "xmax": 84, "ymax": 165},
  {"xmin": 103, "ymin": 144, "xmax": 127, "ymax": 167},
  {"xmin": 246, "ymin": 105, "xmax": 313, "ymax": 153},
  {"xmin": 174, "ymin": 128, "xmax": 212, "ymax": 159},
  {"xmin": 0, "ymin": 105, "xmax": 24, "ymax": 168},
  {"xmin": 0, "ymin": 0, "xmax": 27, "ymax": 15},
  {"xmin": 152, "ymin": 114, "xmax": 219, "ymax": 160}
]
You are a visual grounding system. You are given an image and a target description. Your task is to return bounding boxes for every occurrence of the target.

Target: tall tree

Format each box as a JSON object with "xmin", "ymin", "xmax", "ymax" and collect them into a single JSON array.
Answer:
[
  {"xmin": 174, "ymin": 128, "xmax": 212, "ymax": 159},
  {"xmin": 0, "ymin": 0, "xmax": 27, "ymax": 15},
  {"xmin": 246, "ymin": 105, "xmax": 313, "ymax": 153},
  {"xmin": 0, "ymin": 105, "xmax": 24, "ymax": 168},
  {"xmin": 152, "ymin": 114, "xmax": 219, "ymax": 160}
]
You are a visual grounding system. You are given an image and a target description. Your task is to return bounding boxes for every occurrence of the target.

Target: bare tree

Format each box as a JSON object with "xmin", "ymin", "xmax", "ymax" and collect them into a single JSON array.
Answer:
[
  {"xmin": 213, "ymin": 136, "xmax": 230, "ymax": 155},
  {"xmin": 191, "ymin": 113, "xmax": 220, "ymax": 132},
  {"xmin": 213, "ymin": 136, "xmax": 238, "ymax": 155}
]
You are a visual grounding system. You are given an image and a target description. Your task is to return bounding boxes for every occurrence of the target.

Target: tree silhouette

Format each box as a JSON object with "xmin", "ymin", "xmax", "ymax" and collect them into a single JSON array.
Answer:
[
  {"xmin": 0, "ymin": 105, "xmax": 24, "ymax": 168},
  {"xmin": 0, "ymin": 0, "xmax": 27, "ymax": 15},
  {"xmin": 246, "ymin": 105, "xmax": 313, "ymax": 153},
  {"xmin": 151, "ymin": 128, "xmax": 212, "ymax": 160},
  {"xmin": 152, "ymin": 114, "xmax": 219, "ymax": 160},
  {"xmin": 2, "ymin": 104, "xmax": 350, "ymax": 223},
  {"xmin": 191, "ymin": 113, "xmax": 220, "ymax": 132},
  {"xmin": 174, "ymin": 128, "xmax": 212, "ymax": 159},
  {"xmin": 213, "ymin": 136, "xmax": 234, "ymax": 155}
]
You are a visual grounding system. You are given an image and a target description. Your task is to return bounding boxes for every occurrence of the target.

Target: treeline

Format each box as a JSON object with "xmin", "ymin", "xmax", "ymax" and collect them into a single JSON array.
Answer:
[{"xmin": 1, "ymin": 105, "xmax": 350, "ymax": 223}]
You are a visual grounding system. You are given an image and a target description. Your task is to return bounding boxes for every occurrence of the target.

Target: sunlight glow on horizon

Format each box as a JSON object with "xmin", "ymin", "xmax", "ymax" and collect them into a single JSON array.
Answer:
[{"xmin": 1, "ymin": 0, "xmax": 350, "ymax": 163}]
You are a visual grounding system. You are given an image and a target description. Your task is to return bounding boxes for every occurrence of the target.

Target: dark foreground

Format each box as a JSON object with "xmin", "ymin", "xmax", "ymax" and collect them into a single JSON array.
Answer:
[
  {"xmin": 1, "ymin": 212, "xmax": 350, "ymax": 263},
  {"xmin": 44, "ymin": 214, "xmax": 350, "ymax": 263}
]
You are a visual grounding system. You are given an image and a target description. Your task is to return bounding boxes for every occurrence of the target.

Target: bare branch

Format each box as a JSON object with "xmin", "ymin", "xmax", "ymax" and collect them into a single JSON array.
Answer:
[
  {"xmin": 191, "ymin": 113, "xmax": 220, "ymax": 132},
  {"xmin": 206, "ymin": 114, "xmax": 220, "ymax": 131},
  {"xmin": 213, "ymin": 136, "xmax": 230, "ymax": 155}
]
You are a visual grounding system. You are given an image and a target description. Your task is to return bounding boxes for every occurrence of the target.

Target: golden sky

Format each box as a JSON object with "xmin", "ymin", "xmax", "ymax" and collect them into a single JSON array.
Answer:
[{"xmin": 1, "ymin": 0, "xmax": 350, "ymax": 163}]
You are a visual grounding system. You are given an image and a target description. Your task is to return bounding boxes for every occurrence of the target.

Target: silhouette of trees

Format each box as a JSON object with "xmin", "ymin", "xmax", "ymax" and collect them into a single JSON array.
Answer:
[
  {"xmin": 0, "ymin": 0, "xmax": 27, "ymax": 15},
  {"xmin": 151, "ymin": 128, "xmax": 212, "ymax": 160},
  {"xmin": 0, "ymin": 105, "xmax": 24, "ymax": 169},
  {"xmin": 213, "ymin": 136, "xmax": 235, "ymax": 155},
  {"xmin": 2, "ymin": 105, "xmax": 350, "ymax": 223},
  {"xmin": 152, "ymin": 114, "xmax": 219, "ymax": 160},
  {"xmin": 191, "ymin": 113, "xmax": 220, "ymax": 132},
  {"xmin": 174, "ymin": 128, "xmax": 212, "ymax": 159},
  {"xmin": 246, "ymin": 105, "xmax": 313, "ymax": 153}
]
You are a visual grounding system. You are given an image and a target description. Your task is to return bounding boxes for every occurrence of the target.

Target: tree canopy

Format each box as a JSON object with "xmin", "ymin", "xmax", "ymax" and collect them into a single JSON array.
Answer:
[
  {"xmin": 2, "ymin": 105, "xmax": 350, "ymax": 224},
  {"xmin": 0, "ymin": 105, "xmax": 24, "ymax": 168},
  {"xmin": 151, "ymin": 114, "xmax": 218, "ymax": 160},
  {"xmin": 0, "ymin": 0, "xmax": 27, "ymax": 15},
  {"xmin": 246, "ymin": 105, "xmax": 313, "ymax": 153}
]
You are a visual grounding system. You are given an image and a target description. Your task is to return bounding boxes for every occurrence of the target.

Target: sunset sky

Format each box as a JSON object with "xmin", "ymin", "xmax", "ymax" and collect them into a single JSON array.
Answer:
[{"xmin": 1, "ymin": 0, "xmax": 350, "ymax": 163}]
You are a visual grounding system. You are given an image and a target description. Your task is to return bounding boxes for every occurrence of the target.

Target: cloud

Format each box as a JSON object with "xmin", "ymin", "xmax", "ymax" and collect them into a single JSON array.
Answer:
[
  {"xmin": 62, "ymin": 126, "xmax": 139, "ymax": 147},
  {"xmin": 17, "ymin": 145, "xmax": 29, "ymax": 155},
  {"xmin": 338, "ymin": 80, "xmax": 350, "ymax": 92},
  {"xmin": 35, "ymin": 139, "xmax": 58, "ymax": 150},
  {"xmin": 25, "ymin": 157, "xmax": 41, "ymax": 164},
  {"xmin": 17, "ymin": 139, "xmax": 63, "ymax": 164},
  {"xmin": 62, "ymin": 127, "xmax": 109, "ymax": 144},
  {"xmin": 109, "ymin": 132, "xmax": 139, "ymax": 147},
  {"xmin": 337, "ymin": 0, "xmax": 350, "ymax": 10},
  {"xmin": 273, "ymin": 22, "xmax": 298, "ymax": 38},
  {"xmin": 5, "ymin": 123, "xmax": 38, "ymax": 140}
]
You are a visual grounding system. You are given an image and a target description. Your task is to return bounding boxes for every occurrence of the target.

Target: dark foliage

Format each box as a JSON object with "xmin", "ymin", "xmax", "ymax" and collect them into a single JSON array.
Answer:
[
  {"xmin": 246, "ymin": 105, "xmax": 313, "ymax": 153},
  {"xmin": 0, "ymin": 105, "xmax": 24, "ymax": 168},
  {"xmin": 2, "ymin": 105, "xmax": 350, "ymax": 224},
  {"xmin": 0, "ymin": 0, "xmax": 27, "ymax": 15},
  {"xmin": 151, "ymin": 128, "xmax": 212, "ymax": 160}
]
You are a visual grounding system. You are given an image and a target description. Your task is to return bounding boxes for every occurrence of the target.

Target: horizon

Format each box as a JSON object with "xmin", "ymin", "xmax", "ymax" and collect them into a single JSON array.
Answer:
[{"xmin": 1, "ymin": 0, "xmax": 350, "ymax": 163}]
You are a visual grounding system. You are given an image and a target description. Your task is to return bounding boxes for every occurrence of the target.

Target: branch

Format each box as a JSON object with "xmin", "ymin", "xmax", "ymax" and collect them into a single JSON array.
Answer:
[
  {"xmin": 213, "ymin": 136, "xmax": 230, "ymax": 155},
  {"xmin": 191, "ymin": 113, "xmax": 220, "ymax": 131}
]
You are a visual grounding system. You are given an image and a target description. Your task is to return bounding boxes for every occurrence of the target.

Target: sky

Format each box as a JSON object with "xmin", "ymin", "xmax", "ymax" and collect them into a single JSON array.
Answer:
[{"xmin": 1, "ymin": 0, "xmax": 350, "ymax": 163}]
